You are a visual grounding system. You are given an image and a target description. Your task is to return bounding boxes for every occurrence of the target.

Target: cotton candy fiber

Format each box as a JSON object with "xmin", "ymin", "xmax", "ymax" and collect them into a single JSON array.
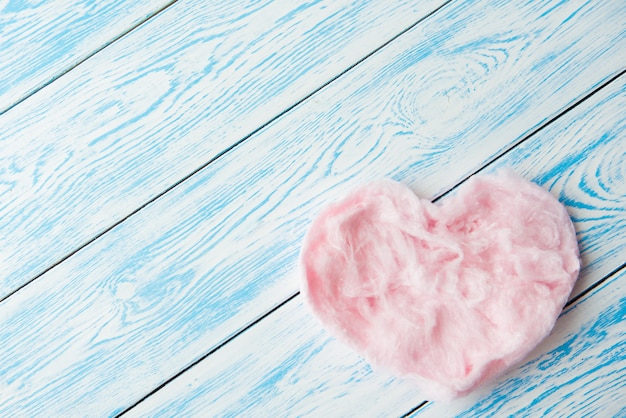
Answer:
[{"xmin": 300, "ymin": 171, "xmax": 580, "ymax": 400}]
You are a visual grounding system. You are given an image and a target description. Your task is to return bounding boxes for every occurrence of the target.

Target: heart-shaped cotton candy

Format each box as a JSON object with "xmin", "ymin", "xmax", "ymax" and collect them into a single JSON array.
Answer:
[{"xmin": 300, "ymin": 171, "xmax": 580, "ymax": 400}]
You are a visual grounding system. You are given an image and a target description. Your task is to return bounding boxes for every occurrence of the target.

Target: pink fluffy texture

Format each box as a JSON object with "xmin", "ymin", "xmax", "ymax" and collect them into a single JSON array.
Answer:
[{"xmin": 300, "ymin": 171, "xmax": 580, "ymax": 400}]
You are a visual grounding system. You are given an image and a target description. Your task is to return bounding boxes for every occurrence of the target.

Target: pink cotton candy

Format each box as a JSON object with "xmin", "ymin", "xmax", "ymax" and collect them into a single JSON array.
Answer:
[{"xmin": 300, "ymin": 170, "xmax": 580, "ymax": 400}]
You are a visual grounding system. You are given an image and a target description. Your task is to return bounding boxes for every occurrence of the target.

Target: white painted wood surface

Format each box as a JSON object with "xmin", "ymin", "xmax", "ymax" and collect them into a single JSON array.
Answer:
[
  {"xmin": 125, "ymin": 73, "xmax": 626, "ymax": 418},
  {"xmin": 1, "ymin": 0, "xmax": 624, "ymax": 416},
  {"xmin": 0, "ymin": 0, "xmax": 173, "ymax": 113},
  {"xmin": 0, "ymin": 0, "xmax": 447, "ymax": 295}
]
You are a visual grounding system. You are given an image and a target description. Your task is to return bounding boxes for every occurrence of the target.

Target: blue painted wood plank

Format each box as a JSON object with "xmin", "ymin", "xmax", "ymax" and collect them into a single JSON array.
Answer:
[
  {"xmin": 124, "ymin": 74, "xmax": 626, "ymax": 417},
  {"xmin": 0, "ymin": 0, "xmax": 448, "ymax": 298},
  {"xmin": 0, "ymin": 0, "xmax": 174, "ymax": 113},
  {"xmin": 1, "ymin": 1, "xmax": 625, "ymax": 415}
]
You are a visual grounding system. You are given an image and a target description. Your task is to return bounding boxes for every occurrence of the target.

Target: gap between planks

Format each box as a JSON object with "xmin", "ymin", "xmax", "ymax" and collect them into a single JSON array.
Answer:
[{"xmin": 116, "ymin": 71, "xmax": 626, "ymax": 416}]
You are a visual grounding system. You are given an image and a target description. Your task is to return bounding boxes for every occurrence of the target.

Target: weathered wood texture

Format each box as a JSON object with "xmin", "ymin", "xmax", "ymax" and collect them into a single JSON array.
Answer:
[
  {"xmin": 0, "ymin": 0, "xmax": 447, "ymax": 296},
  {"xmin": 0, "ymin": 0, "xmax": 624, "ymax": 416},
  {"xmin": 0, "ymin": 0, "xmax": 173, "ymax": 113},
  {"xmin": 125, "ymin": 74, "xmax": 626, "ymax": 418}
]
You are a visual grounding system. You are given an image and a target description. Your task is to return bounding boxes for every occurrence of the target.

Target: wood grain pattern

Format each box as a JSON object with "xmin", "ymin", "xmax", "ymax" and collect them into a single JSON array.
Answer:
[
  {"xmin": 124, "ymin": 75, "xmax": 626, "ymax": 418},
  {"xmin": 0, "ymin": 0, "xmax": 447, "ymax": 296},
  {"xmin": 0, "ymin": 0, "xmax": 173, "ymax": 113},
  {"xmin": 1, "ymin": 1, "xmax": 624, "ymax": 415},
  {"xmin": 128, "ymin": 296, "xmax": 423, "ymax": 418},
  {"xmin": 408, "ymin": 267, "xmax": 625, "ymax": 418}
]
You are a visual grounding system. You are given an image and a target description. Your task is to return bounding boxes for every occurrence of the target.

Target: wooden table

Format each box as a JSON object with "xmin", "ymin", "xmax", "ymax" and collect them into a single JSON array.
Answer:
[{"xmin": 1, "ymin": 0, "xmax": 624, "ymax": 416}]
